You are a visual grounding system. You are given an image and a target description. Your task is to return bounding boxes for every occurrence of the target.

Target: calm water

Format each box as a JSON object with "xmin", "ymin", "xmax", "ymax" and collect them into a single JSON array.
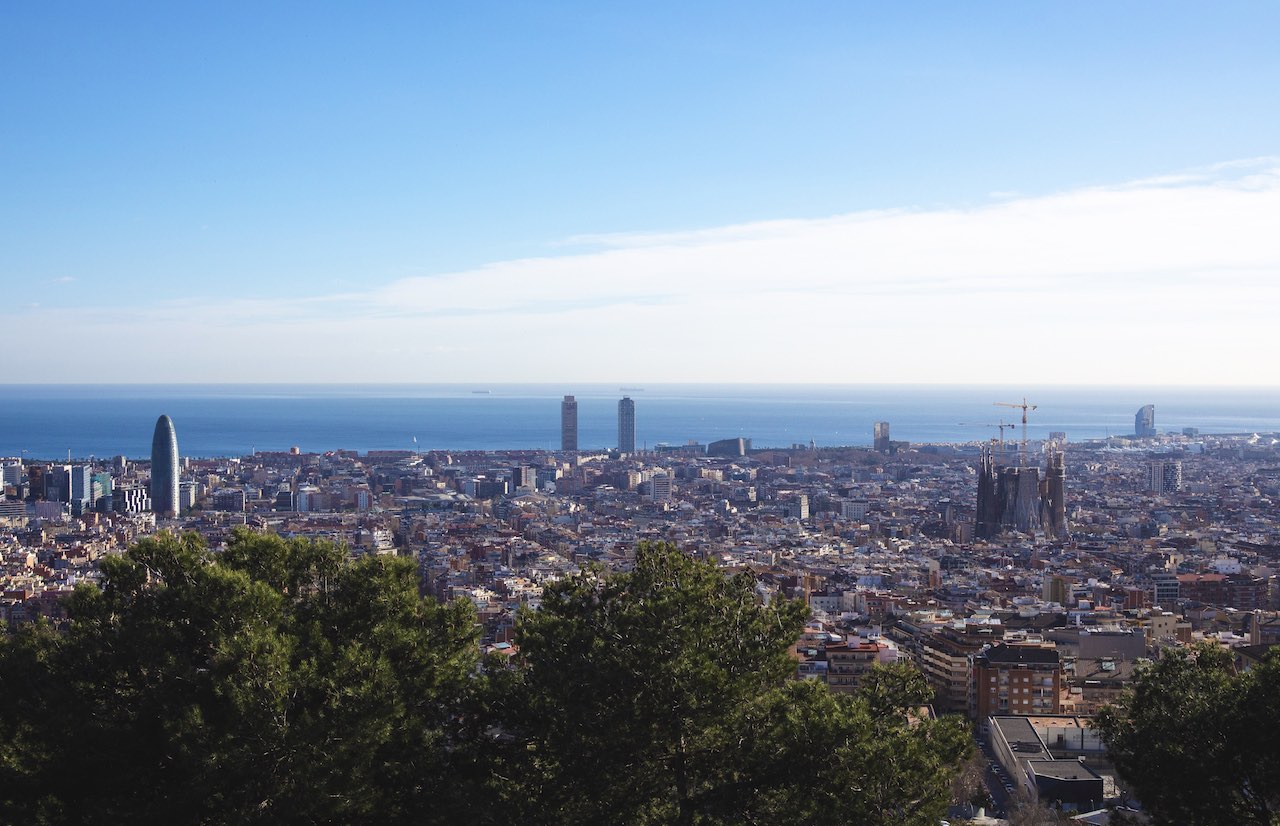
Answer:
[{"xmin": 1, "ymin": 384, "xmax": 1278, "ymax": 460}]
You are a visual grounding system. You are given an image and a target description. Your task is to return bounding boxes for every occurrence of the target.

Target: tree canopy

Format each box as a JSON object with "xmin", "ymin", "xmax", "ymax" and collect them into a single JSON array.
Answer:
[
  {"xmin": 1096, "ymin": 642, "xmax": 1280, "ymax": 826},
  {"xmin": 495, "ymin": 541, "xmax": 971, "ymax": 825},
  {"xmin": 0, "ymin": 533, "xmax": 971, "ymax": 825},
  {"xmin": 0, "ymin": 528, "xmax": 480, "ymax": 825}
]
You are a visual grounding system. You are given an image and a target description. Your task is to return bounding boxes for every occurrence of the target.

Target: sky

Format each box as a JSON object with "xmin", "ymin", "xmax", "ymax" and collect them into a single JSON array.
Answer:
[{"xmin": 3, "ymin": 2, "xmax": 1279, "ymax": 384}]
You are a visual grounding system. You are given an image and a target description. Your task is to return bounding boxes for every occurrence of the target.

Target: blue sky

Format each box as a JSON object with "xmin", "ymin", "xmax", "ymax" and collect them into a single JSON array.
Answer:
[{"xmin": 3, "ymin": 2, "xmax": 1279, "ymax": 383}]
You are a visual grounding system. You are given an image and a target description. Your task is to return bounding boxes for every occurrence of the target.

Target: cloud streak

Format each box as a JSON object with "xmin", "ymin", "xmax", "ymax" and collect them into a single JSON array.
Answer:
[
  {"xmin": 365, "ymin": 160, "xmax": 1280, "ymax": 314},
  {"xmin": 7, "ymin": 160, "xmax": 1280, "ymax": 384}
]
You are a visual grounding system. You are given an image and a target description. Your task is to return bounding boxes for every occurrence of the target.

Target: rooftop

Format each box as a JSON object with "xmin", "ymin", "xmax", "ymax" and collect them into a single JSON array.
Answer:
[
  {"xmin": 978, "ymin": 643, "xmax": 1060, "ymax": 665},
  {"xmin": 1029, "ymin": 759, "xmax": 1103, "ymax": 783}
]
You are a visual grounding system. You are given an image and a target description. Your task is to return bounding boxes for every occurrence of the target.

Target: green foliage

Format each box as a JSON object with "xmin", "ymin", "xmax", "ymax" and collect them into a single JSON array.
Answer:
[
  {"xmin": 1096, "ymin": 642, "xmax": 1280, "ymax": 826},
  {"xmin": 499, "ymin": 541, "xmax": 971, "ymax": 825},
  {"xmin": 0, "ymin": 528, "xmax": 479, "ymax": 825},
  {"xmin": 725, "ymin": 672, "xmax": 971, "ymax": 826},
  {"xmin": 0, "ymin": 534, "xmax": 972, "ymax": 825}
]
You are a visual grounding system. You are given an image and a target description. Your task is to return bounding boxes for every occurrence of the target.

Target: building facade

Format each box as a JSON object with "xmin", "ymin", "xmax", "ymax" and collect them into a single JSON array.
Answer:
[
  {"xmin": 976, "ymin": 445, "xmax": 1068, "ymax": 539},
  {"xmin": 874, "ymin": 421, "xmax": 891, "ymax": 453},
  {"xmin": 618, "ymin": 396, "xmax": 636, "ymax": 453},
  {"xmin": 1135, "ymin": 405, "xmax": 1156, "ymax": 437},
  {"xmin": 561, "ymin": 395, "xmax": 578, "ymax": 452},
  {"xmin": 649, "ymin": 471, "xmax": 672, "ymax": 503},
  {"xmin": 1147, "ymin": 459, "xmax": 1182, "ymax": 493},
  {"xmin": 825, "ymin": 636, "xmax": 899, "ymax": 693},
  {"xmin": 972, "ymin": 643, "xmax": 1062, "ymax": 718},
  {"xmin": 918, "ymin": 625, "xmax": 998, "ymax": 713},
  {"xmin": 511, "ymin": 465, "xmax": 538, "ymax": 491}
]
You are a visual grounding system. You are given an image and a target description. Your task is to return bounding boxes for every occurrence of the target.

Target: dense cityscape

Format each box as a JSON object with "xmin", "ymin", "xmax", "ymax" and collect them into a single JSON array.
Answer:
[
  {"xmin": 8, "ymin": 1, "xmax": 1279, "ymax": 821},
  {"xmin": 5, "ymin": 395, "xmax": 1279, "ymax": 822}
]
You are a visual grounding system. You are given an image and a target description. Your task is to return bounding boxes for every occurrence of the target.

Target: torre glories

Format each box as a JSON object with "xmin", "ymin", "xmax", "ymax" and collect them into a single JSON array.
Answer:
[{"xmin": 150, "ymin": 414, "xmax": 180, "ymax": 518}]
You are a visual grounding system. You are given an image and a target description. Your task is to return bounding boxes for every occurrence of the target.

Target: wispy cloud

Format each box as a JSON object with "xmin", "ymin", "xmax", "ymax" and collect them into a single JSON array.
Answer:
[
  {"xmin": 6, "ymin": 160, "xmax": 1280, "ymax": 384},
  {"xmin": 361, "ymin": 159, "xmax": 1280, "ymax": 316}
]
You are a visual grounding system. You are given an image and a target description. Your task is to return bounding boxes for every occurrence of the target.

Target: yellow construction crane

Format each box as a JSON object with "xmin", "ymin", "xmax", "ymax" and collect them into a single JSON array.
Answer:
[{"xmin": 994, "ymin": 398, "xmax": 1037, "ymax": 466}]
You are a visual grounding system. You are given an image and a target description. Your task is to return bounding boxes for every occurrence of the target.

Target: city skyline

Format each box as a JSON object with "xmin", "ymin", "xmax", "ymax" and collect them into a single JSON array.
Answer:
[
  {"xmin": 4, "ymin": 4, "xmax": 1279, "ymax": 385},
  {"xmin": 3, "ymin": 383, "xmax": 1279, "ymax": 461},
  {"xmin": 6, "ymin": 5, "xmax": 1280, "ymax": 812}
]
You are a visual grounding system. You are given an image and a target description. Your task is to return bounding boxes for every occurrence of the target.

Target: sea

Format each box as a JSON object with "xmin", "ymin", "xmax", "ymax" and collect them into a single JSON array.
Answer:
[{"xmin": 1, "ymin": 384, "xmax": 1278, "ymax": 461}]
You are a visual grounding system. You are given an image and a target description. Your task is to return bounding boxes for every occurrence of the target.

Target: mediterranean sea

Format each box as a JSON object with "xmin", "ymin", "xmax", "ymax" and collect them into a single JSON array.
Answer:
[{"xmin": 1, "ymin": 384, "xmax": 1278, "ymax": 460}]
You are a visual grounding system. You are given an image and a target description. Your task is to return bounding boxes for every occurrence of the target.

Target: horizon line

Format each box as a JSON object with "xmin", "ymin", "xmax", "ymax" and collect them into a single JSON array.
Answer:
[{"xmin": 3, "ymin": 381, "xmax": 1280, "ymax": 389}]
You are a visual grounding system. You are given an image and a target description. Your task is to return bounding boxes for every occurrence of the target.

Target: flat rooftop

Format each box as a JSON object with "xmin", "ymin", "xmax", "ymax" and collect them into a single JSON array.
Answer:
[
  {"xmin": 1021, "ymin": 715, "xmax": 1091, "ymax": 728},
  {"xmin": 990, "ymin": 716, "xmax": 1051, "ymax": 759},
  {"xmin": 1029, "ymin": 759, "xmax": 1103, "ymax": 783}
]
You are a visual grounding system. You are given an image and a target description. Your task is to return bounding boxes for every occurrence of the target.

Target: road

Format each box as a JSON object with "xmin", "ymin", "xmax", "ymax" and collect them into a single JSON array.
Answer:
[{"xmin": 973, "ymin": 734, "xmax": 1016, "ymax": 818}]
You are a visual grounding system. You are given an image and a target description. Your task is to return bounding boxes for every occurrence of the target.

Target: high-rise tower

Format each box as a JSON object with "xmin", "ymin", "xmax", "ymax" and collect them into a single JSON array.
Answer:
[
  {"xmin": 1135, "ymin": 405, "xmax": 1156, "ymax": 437},
  {"xmin": 1045, "ymin": 448, "xmax": 1068, "ymax": 539},
  {"xmin": 650, "ymin": 471, "xmax": 673, "ymax": 503},
  {"xmin": 873, "ymin": 422, "xmax": 891, "ymax": 453},
  {"xmin": 70, "ymin": 464, "xmax": 93, "ymax": 513},
  {"xmin": 150, "ymin": 414, "xmax": 180, "ymax": 517},
  {"xmin": 618, "ymin": 396, "xmax": 636, "ymax": 453},
  {"xmin": 1147, "ymin": 459, "xmax": 1182, "ymax": 494},
  {"xmin": 561, "ymin": 395, "xmax": 578, "ymax": 451}
]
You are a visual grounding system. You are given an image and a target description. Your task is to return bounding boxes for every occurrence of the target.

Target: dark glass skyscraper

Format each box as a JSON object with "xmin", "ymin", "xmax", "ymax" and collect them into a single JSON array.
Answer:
[
  {"xmin": 150, "ymin": 414, "xmax": 180, "ymax": 517},
  {"xmin": 873, "ymin": 421, "xmax": 891, "ymax": 453},
  {"xmin": 618, "ymin": 396, "xmax": 636, "ymax": 453}
]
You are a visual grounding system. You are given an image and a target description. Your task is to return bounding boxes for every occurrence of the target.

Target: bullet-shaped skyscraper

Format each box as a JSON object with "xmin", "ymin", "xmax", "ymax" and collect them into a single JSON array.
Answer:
[
  {"xmin": 561, "ymin": 395, "xmax": 578, "ymax": 451},
  {"xmin": 618, "ymin": 396, "xmax": 636, "ymax": 453},
  {"xmin": 150, "ymin": 414, "xmax": 180, "ymax": 517}
]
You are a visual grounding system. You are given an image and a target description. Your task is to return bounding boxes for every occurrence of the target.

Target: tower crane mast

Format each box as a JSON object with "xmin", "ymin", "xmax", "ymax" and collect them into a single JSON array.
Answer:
[
  {"xmin": 956, "ymin": 420, "xmax": 1017, "ymax": 461},
  {"xmin": 990, "ymin": 420, "xmax": 1014, "ymax": 461},
  {"xmin": 994, "ymin": 398, "xmax": 1038, "ymax": 466}
]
